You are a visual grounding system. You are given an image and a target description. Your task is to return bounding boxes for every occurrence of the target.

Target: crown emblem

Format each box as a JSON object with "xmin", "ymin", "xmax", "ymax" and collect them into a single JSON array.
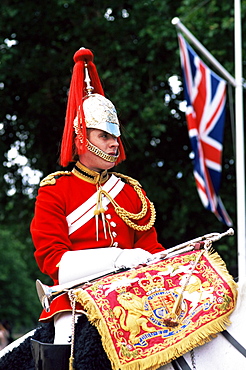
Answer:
[
  {"xmin": 116, "ymin": 286, "xmax": 129, "ymax": 295},
  {"xmin": 138, "ymin": 272, "xmax": 164, "ymax": 295}
]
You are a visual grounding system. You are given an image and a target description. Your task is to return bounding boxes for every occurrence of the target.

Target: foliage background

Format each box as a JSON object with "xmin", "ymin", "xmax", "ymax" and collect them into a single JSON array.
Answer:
[{"xmin": 0, "ymin": 0, "xmax": 244, "ymax": 333}]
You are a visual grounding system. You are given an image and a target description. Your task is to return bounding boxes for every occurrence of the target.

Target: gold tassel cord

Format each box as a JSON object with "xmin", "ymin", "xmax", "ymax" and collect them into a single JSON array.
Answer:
[
  {"xmin": 68, "ymin": 290, "xmax": 77, "ymax": 370},
  {"xmin": 98, "ymin": 186, "xmax": 156, "ymax": 231},
  {"xmin": 92, "ymin": 171, "xmax": 157, "ymax": 233},
  {"xmin": 94, "ymin": 187, "xmax": 107, "ymax": 240},
  {"xmin": 99, "ymin": 189, "xmax": 107, "ymax": 238}
]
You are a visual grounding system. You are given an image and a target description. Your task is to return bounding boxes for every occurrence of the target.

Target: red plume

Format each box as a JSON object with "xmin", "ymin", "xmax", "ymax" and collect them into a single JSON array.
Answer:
[{"xmin": 116, "ymin": 138, "xmax": 126, "ymax": 165}]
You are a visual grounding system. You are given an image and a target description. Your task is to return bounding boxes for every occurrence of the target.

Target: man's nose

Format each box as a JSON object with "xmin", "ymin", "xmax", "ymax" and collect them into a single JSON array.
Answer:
[{"xmin": 110, "ymin": 137, "xmax": 119, "ymax": 147}]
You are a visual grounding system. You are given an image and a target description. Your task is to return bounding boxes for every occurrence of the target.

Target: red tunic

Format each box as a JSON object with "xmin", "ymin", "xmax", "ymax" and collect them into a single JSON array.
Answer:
[{"xmin": 31, "ymin": 164, "xmax": 164, "ymax": 321}]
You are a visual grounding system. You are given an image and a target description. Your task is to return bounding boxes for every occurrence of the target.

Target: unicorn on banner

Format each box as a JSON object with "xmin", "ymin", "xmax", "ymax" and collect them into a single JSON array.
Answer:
[{"xmin": 159, "ymin": 278, "xmax": 246, "ymax": 370}]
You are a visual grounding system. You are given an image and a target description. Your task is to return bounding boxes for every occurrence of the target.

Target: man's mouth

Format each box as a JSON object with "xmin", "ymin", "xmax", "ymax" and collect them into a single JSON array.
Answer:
[{"xmin": 108, "ymin": 150, "xmax": 118, "ymax": 156}]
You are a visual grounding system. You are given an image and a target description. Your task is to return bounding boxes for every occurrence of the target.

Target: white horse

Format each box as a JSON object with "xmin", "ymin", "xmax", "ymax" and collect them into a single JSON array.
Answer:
[
  {"xmin": 1, "ymin": 280, "xmax": 245, "ymax": 370},
  {"xmin": 159, "ymin": 278, "xmax": 246, "ymax": 370}
]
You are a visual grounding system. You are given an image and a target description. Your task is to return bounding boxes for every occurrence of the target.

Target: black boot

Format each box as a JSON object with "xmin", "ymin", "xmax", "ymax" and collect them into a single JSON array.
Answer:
[{"xmin": 31, "ymin": 339, "xmax": 71, "ymax": 370}]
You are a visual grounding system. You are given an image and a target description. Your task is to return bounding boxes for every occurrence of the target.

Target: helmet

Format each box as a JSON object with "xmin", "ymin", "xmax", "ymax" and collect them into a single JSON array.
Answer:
[
  {"xmin": 60, "ymin": 48, "xmax": 125, "ymax": 167},
  {"xmin": 83, "ymin": 93, "xmax": 120, "ymax": 137}
]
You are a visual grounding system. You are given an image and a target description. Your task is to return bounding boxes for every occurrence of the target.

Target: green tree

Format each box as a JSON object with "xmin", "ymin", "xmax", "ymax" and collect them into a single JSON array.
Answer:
[
  {"xmin": 0, "ymin": 0, "xmax": 244, "ymax": 330},
  {"xmin": 0, "ymin": 228, "xmax": 42, "ymax": 332}
]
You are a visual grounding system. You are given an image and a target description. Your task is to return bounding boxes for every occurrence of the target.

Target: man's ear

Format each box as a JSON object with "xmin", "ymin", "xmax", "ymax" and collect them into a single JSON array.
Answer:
[{"xmin": 74, "ymin": 136, "xmax": 83, "ymax": 154}]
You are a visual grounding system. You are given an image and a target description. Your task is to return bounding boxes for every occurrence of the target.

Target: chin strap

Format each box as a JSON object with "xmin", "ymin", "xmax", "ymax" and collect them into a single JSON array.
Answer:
[{"xmin": 87, "ymin": 139, "xmax": 119, "ymax": 163}]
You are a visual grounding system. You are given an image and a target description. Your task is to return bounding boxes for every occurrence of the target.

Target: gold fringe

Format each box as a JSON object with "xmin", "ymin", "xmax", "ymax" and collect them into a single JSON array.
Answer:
[
  {"xmin": 75, "ymin": 289, "xmax": 121, "ymax": 370},
  {"xmin": 205, "ymin": 249, "xmax": 238, "ymax": 302},
  {"xmin": 75, "ymin": 250, "xmax": 238, "ymax": 370}
]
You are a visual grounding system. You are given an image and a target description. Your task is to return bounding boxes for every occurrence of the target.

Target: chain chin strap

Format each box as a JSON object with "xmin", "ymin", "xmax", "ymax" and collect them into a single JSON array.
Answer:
[{"xmin": 87, "ymin": 139, "xmax": 119, "ymax": 163}]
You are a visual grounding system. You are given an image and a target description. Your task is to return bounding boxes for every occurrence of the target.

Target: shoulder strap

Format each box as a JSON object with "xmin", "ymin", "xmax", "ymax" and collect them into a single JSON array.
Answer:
[
  {"xmin": 110, "ymin": 172, "xmax": 142, "ymax": 187},
  {"xmin": 66, "ymin": 175, "xmax": 125, "ymax": 235},
  {"xmin": 40, "ymin": 171, "xmax": 71, "ymax": 187}
]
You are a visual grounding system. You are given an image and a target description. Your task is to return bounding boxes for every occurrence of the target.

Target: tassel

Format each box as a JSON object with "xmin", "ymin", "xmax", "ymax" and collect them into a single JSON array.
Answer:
[
  {"xmin": 94, "ymin": 189, "xmax": 107, "ymax": 240},
  {"xmin": 69, "ymin": 356, "xmax": 74, "ymax": 370},
  {"xmin": 68, "ymin": 290, "xmax": 77, "ymax": 370}
]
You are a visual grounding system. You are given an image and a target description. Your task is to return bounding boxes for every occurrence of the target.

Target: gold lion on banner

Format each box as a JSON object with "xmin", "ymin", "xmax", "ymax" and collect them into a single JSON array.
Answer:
[{"xmin": 113, "ymin": 290, "xmax": 155, "ymax": 344}]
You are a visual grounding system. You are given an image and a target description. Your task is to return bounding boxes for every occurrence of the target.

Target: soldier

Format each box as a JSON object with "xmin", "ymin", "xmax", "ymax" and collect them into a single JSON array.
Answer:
[{"xmin": 30, "ymin": 48, "xmax": 165, "ymax": 368}]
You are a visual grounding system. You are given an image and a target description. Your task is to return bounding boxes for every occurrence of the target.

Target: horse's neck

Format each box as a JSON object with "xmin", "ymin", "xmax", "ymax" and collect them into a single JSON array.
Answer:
[
  {"xmin": 235, "ymin": 278, "xmax": 246, "ymax": 310},
  {"xmin": 227, "ymin": 278, "xmax": 246, "ymax": 346}
]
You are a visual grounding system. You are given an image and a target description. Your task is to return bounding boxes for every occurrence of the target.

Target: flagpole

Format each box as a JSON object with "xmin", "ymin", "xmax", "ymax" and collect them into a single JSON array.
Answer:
[
  {"xmin": 171, "ymin": 17, "xmax": 237, "ymax": 87},
  {"xmin": 234, "ymin": 0, "xmax": 246, "ymax": 281},
  {"xmin": 172, "ymin": 15, "xmax": 246, "ymax": 280}
]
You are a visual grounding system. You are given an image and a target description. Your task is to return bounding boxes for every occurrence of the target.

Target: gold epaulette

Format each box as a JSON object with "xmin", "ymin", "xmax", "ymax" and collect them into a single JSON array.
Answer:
[
  {"xmin": 110, "ymin": 172, "xmax": 142, "ymax": 188},
  {"xmin": 40, "ymin": 171, "xmax": 71, "ymax": 187}
]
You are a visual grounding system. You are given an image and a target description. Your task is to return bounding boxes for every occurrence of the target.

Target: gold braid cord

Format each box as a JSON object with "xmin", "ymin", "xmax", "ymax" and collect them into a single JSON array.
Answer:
[{"xmin": 100, "ymin": 172, "xmax": 156, "ymax": 231}]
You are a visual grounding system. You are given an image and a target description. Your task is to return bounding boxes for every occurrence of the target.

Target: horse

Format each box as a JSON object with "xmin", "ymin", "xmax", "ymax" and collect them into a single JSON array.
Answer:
[
  {"xmin": 1, "ymin": 236, "xmax": 244, "ymax": 370},
  {"xmin": 159, "ymin": 278, "xmax": 246, "ymax": 370},
  {"xmin": 1, "ymin": 280, "xmax": 244, "ymax": 370}
]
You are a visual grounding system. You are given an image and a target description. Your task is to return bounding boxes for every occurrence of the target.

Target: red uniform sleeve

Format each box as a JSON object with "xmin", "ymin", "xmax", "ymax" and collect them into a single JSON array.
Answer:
[
  {"xmin": 31, "ymin": 184, "xmax": 71, "ymax": 282},
  {"xmin": 134, "ymin": 225, "xmax": 164, "ymax": 254}
]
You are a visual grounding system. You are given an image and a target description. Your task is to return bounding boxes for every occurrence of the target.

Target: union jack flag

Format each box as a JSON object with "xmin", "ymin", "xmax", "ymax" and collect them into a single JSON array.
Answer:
[{"xmin": 178, "ymin": 33, "xmax": 232, "ymax": 226}]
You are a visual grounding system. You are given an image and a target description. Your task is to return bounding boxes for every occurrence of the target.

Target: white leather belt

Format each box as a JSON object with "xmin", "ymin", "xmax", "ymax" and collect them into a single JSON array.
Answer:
[{"xmin": 66, "ymin": 175, "xmax": 125, "ymax": 235}]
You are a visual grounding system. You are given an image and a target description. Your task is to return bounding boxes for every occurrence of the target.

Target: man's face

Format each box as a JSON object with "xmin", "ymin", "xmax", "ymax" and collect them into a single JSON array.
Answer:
[{"xmin": 77, "ymin": 129, "xmax": 119, "ymax": 171}]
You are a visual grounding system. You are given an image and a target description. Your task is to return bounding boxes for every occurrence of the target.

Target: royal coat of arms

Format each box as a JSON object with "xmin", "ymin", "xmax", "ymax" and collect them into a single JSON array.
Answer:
[{"xmin": 75, "ymin": 249, "xmax": 237, "ymax": 370}]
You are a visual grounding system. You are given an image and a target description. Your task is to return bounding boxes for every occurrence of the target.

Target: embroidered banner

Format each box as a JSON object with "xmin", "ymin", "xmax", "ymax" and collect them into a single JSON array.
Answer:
[{"xmin": 75, "ymin": 250, "xmax": 237, "ymax": 370}]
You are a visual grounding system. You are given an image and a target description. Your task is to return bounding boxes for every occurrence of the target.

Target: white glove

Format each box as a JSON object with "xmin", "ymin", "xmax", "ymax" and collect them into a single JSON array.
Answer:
[
  {"xmin": 113, "ymin": 248, "xmax": 153, "ymax": 269},
  {"xmin": 58, "ymin": 247, "xmax": 122, "ymax": 284}
]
